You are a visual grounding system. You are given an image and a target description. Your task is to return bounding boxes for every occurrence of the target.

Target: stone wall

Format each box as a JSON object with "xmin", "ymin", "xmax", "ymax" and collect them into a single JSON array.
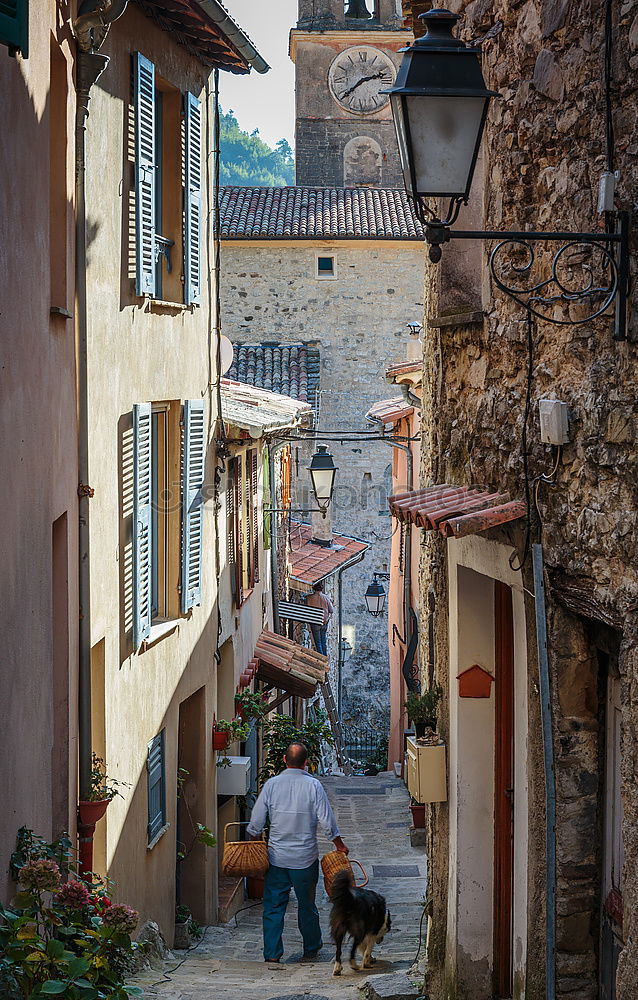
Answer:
[
  {"xmin": 415, "ymin": 0, "xmax": 638, "ymax": 997},
  {"xmin": 220, "ymin": 240, "xmax": 425, "ymax": 732}
]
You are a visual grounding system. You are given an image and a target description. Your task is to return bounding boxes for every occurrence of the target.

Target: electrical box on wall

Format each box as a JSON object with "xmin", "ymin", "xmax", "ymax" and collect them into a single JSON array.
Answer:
[
  {"xmin": 216, "ymin": 756, "xmax": 251, "ymax": 796},
  {"xmin": 538, "ymin": 399, "xmax": 569, "ymax": 445}
]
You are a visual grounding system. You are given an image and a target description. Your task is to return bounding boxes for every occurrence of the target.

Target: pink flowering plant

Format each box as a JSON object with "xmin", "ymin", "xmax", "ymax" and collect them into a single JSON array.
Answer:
[{"xmin": 0, "ymin": 828, "xmax": 143, "ymax": 999}]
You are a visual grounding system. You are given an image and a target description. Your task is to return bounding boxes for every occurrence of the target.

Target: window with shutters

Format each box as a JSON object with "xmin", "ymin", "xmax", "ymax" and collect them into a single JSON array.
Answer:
[
  {"xmin": 132, "ymin": 399, "xmax": 202, "ymax": 648},
  {"xmin": 147, "ymin": 730, "xmax": 166, "ymax": 846},
  {"xmin": 228, "ymin": 449, "xmax": 260, "ymax": 604},
  {"xmin": 133, "ymin": 52, "xmax": 201, "ymax": 305},
  {"xmin": 0, "ymin": 0, "xmax": 28, "ymax": 57}
]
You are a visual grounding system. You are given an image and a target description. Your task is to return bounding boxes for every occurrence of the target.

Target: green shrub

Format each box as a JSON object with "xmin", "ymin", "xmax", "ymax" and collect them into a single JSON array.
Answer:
[{"xmin": 259, "ymin": 712, "xmax": 333, "ymax": 784}]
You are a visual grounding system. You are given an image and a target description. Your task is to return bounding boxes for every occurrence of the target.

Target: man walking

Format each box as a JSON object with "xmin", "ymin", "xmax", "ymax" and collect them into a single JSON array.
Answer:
[
  {"xmin": 247, "ymin": 742, "xmax": 348, "ymax": 963},
  {"xmin": 306, "ymin": 581, "xmax": 334, "ymax": 656}
]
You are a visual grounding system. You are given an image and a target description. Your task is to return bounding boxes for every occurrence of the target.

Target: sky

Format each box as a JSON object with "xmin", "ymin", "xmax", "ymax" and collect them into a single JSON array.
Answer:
[{"xmin": 221, "ymin": 0, "xmax": 298, "ymax": 148}]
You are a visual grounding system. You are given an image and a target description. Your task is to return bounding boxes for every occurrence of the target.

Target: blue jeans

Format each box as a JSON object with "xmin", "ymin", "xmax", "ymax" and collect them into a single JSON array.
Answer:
[
  {"xmin": 262, "ymin": 860, "xmax": 322, "ymax": 961},
  {"xmin": 311, "ymin": 624, "xmax": 328, "ymax": 656}
]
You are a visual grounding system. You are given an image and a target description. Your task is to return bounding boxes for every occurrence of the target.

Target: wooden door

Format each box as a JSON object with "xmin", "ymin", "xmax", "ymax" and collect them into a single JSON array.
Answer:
[
  {"xmin": 600, "ymin": 667, "xmax": 623, "ymax": 1000},
  {"xmin": 494, "ymin": 581, "xmax": 514, "ymax": 998}
]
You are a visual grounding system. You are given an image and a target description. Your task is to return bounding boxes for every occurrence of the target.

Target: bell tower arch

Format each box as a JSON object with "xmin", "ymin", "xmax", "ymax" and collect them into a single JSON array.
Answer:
[{"xmin": 290, "ymin": 0, "xmax": 411, "ymax": 187}]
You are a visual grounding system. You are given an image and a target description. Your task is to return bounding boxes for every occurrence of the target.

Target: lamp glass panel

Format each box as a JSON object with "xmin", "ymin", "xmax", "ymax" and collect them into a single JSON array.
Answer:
[
  {"xmin": 390, "ymin": 94, "xmax": 412, "ymax": 192},
  {"xmin": 406, "ymin": 94, "xmax": 487, "ymax": 196},
  {"xmin": 311, "ymin": 468, "xmax": 335, "ymax": 501}
]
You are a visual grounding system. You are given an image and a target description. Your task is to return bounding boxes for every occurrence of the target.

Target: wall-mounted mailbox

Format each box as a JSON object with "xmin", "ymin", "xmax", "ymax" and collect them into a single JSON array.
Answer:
[
  {"xmin": 216, "ymin": 756, "xmax": 251, "ymax": 796},
  {"xmin": 457, "ymin": 664, "xmax": 494, "ymax": 698},
  {"xmin": 406, "ymin": 737, "xmax": 447, "ymax": 804}
]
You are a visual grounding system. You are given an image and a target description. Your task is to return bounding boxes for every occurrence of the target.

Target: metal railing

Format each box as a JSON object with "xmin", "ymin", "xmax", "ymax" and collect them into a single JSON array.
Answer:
[{"xmin": 342, "ymin": 725, "xmax": 389, "ymax": 773}]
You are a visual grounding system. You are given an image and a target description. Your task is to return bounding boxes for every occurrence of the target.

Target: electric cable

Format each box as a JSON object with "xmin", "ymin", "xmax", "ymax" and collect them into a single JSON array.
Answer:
[{"xmin": 509, "ymin": 306, "xmax": 535, "ymax": 572}]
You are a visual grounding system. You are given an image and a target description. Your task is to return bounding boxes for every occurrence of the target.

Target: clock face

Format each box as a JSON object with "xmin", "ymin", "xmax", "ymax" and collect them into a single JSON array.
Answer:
[{"xmin": 328, "ymin": 46, "xmax": 396, "ymax": 115}]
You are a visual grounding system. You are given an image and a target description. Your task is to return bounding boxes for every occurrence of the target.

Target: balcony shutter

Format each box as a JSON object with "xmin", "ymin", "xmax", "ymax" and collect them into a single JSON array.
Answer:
[
  {"xmin": 181, "ymin": 399, "xmax": 205, "ymax": 611},
  {"xmin": 184, "ymin": 92, "xmax": 202, "ymax": 305},
  {"xmin": 263, "ymin": 448, "xmax": 271, "ymax": 550},
  {"xmin": 227, "ymin": 467, "xmax": 236, "ymax": 599},
  {"xmin": 134, "ymin": 51, "xmax": 156, "ymax": 297},
  {"xmin": 235, "ymin": 456, "xmax": 244, "ymax": 604},
  {"xmin": 249, "ymin": 449, "xmax": 259, "ymax": 584},
  {"xmin": 147, "ymin": 731, "xmax": 166, "ymax": 843},
  {"xmin": 0, "ymin": 0, "xmax": 28, "ymax": 57},
  {"xmin": 133, "ymin": 403, "xmax": 152, "ymax": 647}
]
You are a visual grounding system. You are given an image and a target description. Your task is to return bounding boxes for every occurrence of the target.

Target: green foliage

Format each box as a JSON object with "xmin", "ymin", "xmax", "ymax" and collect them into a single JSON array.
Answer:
[
  {"xmin": 175, "ymin": 771, "xmax": 217, "ymax": 862},
  {"xmin": 234, "ymin": 689, "xmax": 269, "ymax": 723},
  {"xmin": 1, "ymin": 830, "xmax": 142, "ymax": 1000},
  {"xmin": 259, "ymin": 712, "xmax": 333, "ymax": 784},
  {"xmin": 219, "ymin": 109, "xmax": 294, "ymax": 187},
  {"xmin": 405, "ymin": 686, "xmax": 443, "ymax": 723},
  {"xmin": 86, "ymin": 754, "xmax": 128, "ymax": 803},
  {"xmin": 214, "ymin": 718, "xmax": 250, "ymax": 743},
  {"xmin": 187, "ymin": 919, "xmax": 203, "ymax": 940}
]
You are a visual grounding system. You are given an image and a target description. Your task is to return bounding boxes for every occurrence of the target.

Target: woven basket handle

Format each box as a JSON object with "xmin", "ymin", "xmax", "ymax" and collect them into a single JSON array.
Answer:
[
  {"xmin": 224, "ymin": 821, "xmax": 266, "ymax": 845},
  {"xmin": 350, "ymin": 858, "xmax": 368, "ymax": 888}
]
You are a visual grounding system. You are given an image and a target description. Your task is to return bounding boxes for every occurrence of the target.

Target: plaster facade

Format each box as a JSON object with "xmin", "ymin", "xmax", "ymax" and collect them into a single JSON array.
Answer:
[
  {"xmin": 220, "ymin": 239, "xmax": 425, "ymax": 729},
  {"xmin": 403, "ymin": 0, "xmax": 638, "ymax": 997},
  {"xmin": 0, "ymin": 4, "xmax": 79, "ymax": 900}
]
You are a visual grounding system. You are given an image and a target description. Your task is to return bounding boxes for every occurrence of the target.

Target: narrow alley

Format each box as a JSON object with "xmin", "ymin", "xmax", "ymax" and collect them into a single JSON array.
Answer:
[{"xmin": 134, "ymin": 774, "xmax": 426, "ymax": 1000}]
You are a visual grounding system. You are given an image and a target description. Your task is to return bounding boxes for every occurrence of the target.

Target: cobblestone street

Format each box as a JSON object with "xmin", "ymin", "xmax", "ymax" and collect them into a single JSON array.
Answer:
[{"xmin": 134, "ymin": 773, "xmax": 426, "ymax": 999}]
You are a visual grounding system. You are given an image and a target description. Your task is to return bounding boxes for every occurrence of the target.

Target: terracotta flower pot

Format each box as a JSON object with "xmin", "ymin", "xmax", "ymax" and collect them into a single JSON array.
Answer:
[
  {"xmin": 78, "ymin": 798, "xmax": 111, "ymax": 826},
  {"xmin": 212, "ymin": 730, "xmax": 230, "ymax": 751},
  {"xmin": 410, "ymin": 803, "xmax": 426, "ymax": 829}
]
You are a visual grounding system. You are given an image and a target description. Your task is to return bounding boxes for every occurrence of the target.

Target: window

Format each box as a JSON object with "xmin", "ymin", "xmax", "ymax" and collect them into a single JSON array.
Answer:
[
  {"xmin": 228, "ymin": 449, "xmax": 260, "ymax": 606},
  {"xmin": 0, "ymin": 0, "xmax": 28, "ymax": 57},
  {"xmin": 316, "ymin": 255, "xmax": 336, "ymax": 279},
  {"xmin": 133, "ymin": 52, "xmax": 201, "ymax": 304},
  {"xmin": 147, "ymin": 730, "xmax": 166, "ymax": 845},
  {"xmin": 132, "ymin": 399, "xmax": 204, "ymax": 648}
]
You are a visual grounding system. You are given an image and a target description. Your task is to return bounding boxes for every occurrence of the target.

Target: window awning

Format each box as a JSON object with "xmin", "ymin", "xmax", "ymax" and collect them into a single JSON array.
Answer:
[
  {"xmin": 389, "ymin": 484, "xmax": 526, "ymax": 538},
  {"xmin": 366, "ymin": 397, "xmax": 414, "ymax": 425},
  {"xmin": 251, "ymin": 630, "xmax": 328, "ymax": 699}
]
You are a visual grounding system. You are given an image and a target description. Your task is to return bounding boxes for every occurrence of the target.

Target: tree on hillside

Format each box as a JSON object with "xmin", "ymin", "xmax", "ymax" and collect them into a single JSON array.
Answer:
[{"xmin": 219, "ymin": 109, "xmax": 294, "ymax": 187}]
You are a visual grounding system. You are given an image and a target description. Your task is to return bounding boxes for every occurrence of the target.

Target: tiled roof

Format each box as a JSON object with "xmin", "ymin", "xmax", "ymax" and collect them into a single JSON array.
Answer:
[
  {"xmin": 218, "ymin": 187, "xmax": 425, "ymax": 240},
  {"xmin": 385, "ymin": 359, "xmax": 422, "ymax": 381},
  {"xmin": 220, "ymin": 379, "xmax": 312, "ymax": 436},
  {"xmin": 248, "ymin": 630, "xmax": 329, "ymax": 699},
  {"xmin": 133, "ymin": 0, "xmax": 265, "ymax": 73},
  {"xmin": 288, "ymin": 522, "xmax": 369, "ymax": 586},
  {"xmin": 389, "ymin": 485, "xmax": 526, "ymax": 539},
  {"xmin": 366, "ymin": 398, "xmax": 414, "ymax": 425},
  {"xmin": 227, "ymin": 342, "xmax": 321, "ymax": 414}
]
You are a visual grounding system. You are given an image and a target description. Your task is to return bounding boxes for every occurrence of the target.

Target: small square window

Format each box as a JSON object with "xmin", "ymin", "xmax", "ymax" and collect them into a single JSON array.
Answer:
[{"xmin": 317, "ymin": 255, "xmax": 336, "ymax": 279}]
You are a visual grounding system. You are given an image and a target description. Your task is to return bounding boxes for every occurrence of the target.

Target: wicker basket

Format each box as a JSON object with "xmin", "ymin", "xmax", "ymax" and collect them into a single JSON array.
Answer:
[
  {"xmin": 222, "ymin": 822, "xmax": 269, "ymax": 878},
  {"xmin": 321, "ymin": 851, "xmax": 368, "ymax": 897}
]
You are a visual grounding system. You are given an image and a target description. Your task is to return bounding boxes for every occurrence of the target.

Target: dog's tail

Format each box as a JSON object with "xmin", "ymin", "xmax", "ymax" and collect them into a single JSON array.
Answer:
[{"xmin": 330, "ymin": 868, "xmax": 355, "ymax": 905}]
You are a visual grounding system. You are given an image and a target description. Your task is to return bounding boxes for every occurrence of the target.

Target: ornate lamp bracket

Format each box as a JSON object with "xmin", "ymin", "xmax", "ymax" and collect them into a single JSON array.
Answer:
[{"xmin": 421, "ymin": 206, "xmax": 631, "ymax": 341}]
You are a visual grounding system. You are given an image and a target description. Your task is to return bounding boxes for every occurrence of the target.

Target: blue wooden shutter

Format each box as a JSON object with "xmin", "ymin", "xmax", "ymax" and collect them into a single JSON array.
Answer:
[
  {"xmin": 134, "ymin": 52, "xmax": 156, "ymax": 297},
  {"xmin": 184, "ymin": 92, "xmax": 202, "ymax": 305},
  {"xmin": 0, "ymin": 1, "xmax": 28, "ymax": 57},
  {"xmin": 147, "ymin": 731, "xmax": 166, "ymax": 843},
  {"xmin": 181, "ymin": 399, "xmax": 205, "ymax": 611},
  {"xmin": 133, "ymin": 403, "xmax": 152, "ymax": 647}
]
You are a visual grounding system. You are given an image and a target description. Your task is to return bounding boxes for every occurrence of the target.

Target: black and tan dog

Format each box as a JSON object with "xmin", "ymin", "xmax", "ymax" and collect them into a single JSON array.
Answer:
[{"xmin": 329, "ymin": 869, "xmax": 391, "ymax": 975}]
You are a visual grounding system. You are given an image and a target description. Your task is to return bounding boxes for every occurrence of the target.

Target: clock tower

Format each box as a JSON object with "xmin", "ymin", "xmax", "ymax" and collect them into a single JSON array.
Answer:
[{"xmin": 290, "ymin": 1, "xmax": 411, "ymax": 187}]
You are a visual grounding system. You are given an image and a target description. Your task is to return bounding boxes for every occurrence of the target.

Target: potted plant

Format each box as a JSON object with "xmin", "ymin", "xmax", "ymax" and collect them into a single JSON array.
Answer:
[
  {"xmin": 409, "ymin": 799, "xmax": 426, "ymax": 829},
  {"xmin": 212, "ymin": 717, "xmax": 250, "ymax": 751},
  {"xmin": 234, "ymin": 689, "xmax": 269, "ymax": 723},
  {"xmin": 405, "ymin": 685, "xmax": 443, "ymax": 738},
  {"xmin": 78, "ymin": 754, "xmax": 127, "ymax": 825}
]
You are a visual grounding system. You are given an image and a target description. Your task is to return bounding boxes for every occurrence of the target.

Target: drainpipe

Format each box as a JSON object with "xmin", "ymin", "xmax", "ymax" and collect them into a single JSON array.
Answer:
[
  {"xmin": 532, "ymin": 543, "xmax": 556, "ymax": 1000},
  {"xmin": 72, "ymin": 0, "xmax": 128, "ymax": 874}
]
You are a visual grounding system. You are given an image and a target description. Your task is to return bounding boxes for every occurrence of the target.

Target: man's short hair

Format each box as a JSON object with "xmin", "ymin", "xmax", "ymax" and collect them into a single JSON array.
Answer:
[
  {"xmin": 312, "ymin": 581, "xmax": 324, "ymax": 592},
  {"xmin": 285, "ymin": 742, "xmax": 308, "ymax": 767}
]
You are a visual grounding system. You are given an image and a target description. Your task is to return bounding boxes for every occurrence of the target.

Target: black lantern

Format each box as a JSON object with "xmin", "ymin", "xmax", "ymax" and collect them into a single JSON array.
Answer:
[
  {"xmin": 384, "ymin": 8, "xmax": 498, "ymax": 205},
  {"xmin": 365, "ymin": 574, "xmax": 387, "ymax": 617},
  {"xmin": 308, "ymin": 445, "xmax": 337, "ymax": 512}
]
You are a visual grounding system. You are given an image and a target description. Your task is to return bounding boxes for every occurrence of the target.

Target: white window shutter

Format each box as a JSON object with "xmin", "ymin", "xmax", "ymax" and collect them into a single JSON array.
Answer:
[
  {"xmin": 184, "ymin": 92, "xmax": 202, "ymax": 305},
  {"xmin": 182, "ymin": 399, "xmax": 205, "ymax": 611},
  {"xmin": 134, "ymin": 52, "xmax": 156, "ymax": 297},
  {"xmin": 133, "ymin": 403, "xmax": 153, "ymax": 647}
]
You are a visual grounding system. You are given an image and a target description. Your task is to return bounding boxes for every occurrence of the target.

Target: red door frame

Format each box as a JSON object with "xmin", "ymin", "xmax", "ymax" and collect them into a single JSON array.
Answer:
[{"xmin": 494, "ymin": 581, "xmax": 514, "ymax": 998}]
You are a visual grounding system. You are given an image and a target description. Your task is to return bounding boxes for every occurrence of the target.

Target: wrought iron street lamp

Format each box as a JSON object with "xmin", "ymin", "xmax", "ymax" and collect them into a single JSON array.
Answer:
[
  {"xmin": 365, "ymin": 574, "xmax": 387, "ymax": 617},
  {"xmin": 385, "ymin": 8, "xmax": 630, "ymax": 340},
  {"xmin": 308, "ymin": 445, "xmax": 338, "ymax": 514}
]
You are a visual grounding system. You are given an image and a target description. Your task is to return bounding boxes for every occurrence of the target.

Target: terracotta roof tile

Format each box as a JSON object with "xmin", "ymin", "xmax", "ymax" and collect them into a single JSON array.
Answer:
[
  {"xmin": 227, "ymin": 342, "xmax": 320, "ymax": 415},
  {"xmin": 385, "ymin": 359, "xmax": 422, "ymax": 379},
  {"xmin": 253, "ymin": 630, "xmax": 328, "ymax": 699},
  {"xmin": 389, "ymin": 484, "xmax": 526, "ymax": 538},
  {"xmin": 134, "ymin": 0, "xmax": 256, "ymax": 72},
  {"xmin": 366, "ymin": 397, "xmax": 414, "ymax": 425},
  {"xmin": 218, "ymin": 187, "xmax": 425, "ymax": 241},
  {"xmin": 288, "ymin": 522, "xmax": 369, "ymax": 586}
]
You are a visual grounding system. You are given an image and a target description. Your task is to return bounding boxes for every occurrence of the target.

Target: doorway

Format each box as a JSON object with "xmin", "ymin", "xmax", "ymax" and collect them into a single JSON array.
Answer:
[
  {"xmin": 176, "ymin": 687, "xmax": 206, "ymax": 922},
  {"xmin": 493, "ymin": 581, "xmax": 514, "ymax": 999},
  {"xmin": 600, "ymin": 652, "xmax": 623, "ymax": 1000}
]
